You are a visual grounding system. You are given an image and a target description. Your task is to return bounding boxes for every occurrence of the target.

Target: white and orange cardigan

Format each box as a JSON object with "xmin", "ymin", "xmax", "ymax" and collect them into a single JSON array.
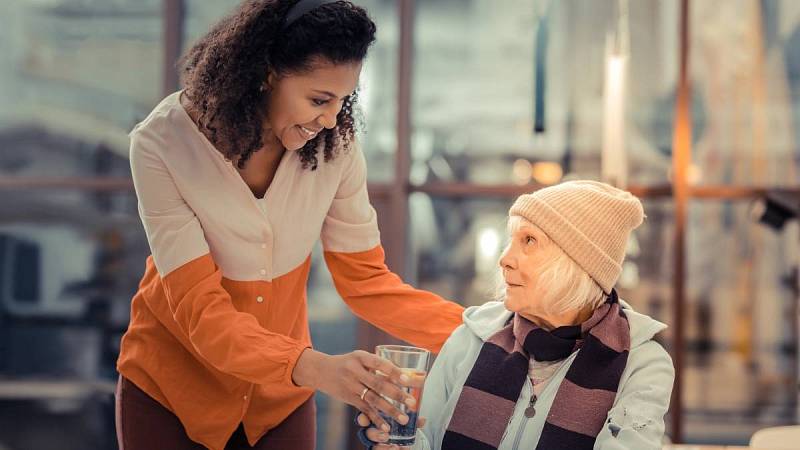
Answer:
[{"xmin": 116, "ymin": 92, "xmax": 464, "ymax": 450}]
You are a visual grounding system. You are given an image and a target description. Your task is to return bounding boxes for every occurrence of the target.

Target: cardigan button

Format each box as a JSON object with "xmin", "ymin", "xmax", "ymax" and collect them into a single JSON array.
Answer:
[
  {"xmin": 256, "ymin": 296, "xmax": 264, "ymax": 303},
  {"xmin": 260, "ymin": 269, "xmax": 267, "ymax": 275}
]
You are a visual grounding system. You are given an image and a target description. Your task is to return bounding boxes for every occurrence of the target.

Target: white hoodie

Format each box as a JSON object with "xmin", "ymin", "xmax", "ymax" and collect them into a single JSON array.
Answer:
[{"xmin": 413, "ymin": 300, "xmax": 675, "ymax": 450}]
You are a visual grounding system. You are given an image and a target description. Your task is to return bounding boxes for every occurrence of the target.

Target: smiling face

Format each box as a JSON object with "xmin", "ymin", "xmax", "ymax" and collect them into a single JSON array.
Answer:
[{"xmin": 264, "ymin": 57, "xmax": 362, "ymax": 151}]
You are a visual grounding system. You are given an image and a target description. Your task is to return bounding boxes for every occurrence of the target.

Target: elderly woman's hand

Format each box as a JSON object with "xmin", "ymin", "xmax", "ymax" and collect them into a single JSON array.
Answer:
[
  {"xmin": 356, "ymin": 412, "xmax": 426, "ymax": 449},
  {"xmin": 292, "ymin": 349, "xmax": 417, "ymax": 431}
]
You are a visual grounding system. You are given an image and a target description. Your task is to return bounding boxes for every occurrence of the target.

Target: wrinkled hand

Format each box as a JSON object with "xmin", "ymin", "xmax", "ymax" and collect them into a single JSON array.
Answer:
[
  {"xmin": 292, "ymin": 349, "xmax": 416, "ymax": 430},
  {"xmin": 357, "ymin": 412, "xmax": 426, "ymax": 450}
]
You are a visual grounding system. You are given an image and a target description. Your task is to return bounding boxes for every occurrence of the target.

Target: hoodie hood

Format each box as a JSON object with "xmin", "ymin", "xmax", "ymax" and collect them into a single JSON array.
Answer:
[{"xmin": 462, "ymin": 299, "xmax": 667, "ymax": 348}]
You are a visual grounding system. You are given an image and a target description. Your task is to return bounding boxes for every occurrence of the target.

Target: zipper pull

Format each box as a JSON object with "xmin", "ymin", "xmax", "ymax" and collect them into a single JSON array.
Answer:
[{"xmin": 524, "ymin": 394, "xmax": 537, "ymax": 418}]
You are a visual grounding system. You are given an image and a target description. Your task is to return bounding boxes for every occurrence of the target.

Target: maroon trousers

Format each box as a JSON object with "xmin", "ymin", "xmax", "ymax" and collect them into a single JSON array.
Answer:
[{"xmin": 115, "ymin": 376, "xmax": 316, "ymax": 450}]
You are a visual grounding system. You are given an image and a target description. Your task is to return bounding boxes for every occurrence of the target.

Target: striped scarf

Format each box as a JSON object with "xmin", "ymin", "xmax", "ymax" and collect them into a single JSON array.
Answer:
[{"xmin": 442, "ymin": 290, "xmax": 630, "ymax": 450}]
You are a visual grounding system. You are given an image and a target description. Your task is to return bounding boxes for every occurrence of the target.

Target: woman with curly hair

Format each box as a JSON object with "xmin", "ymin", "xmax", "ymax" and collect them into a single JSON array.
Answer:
[{"xmin": 114, "ymin": 1, "xmax": 464, "ymax": 449}]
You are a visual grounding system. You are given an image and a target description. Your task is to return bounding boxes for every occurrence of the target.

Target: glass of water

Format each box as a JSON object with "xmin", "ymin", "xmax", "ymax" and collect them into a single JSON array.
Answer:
[{"xmin": 375, "ymin": 345, "xmax": 431, "ymax": 448}]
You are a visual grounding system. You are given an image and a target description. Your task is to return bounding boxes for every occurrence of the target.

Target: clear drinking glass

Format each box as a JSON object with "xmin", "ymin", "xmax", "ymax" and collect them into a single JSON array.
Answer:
[{"xmin": 375, "ymin": 345, "xmax": 431, "ymax": 447}]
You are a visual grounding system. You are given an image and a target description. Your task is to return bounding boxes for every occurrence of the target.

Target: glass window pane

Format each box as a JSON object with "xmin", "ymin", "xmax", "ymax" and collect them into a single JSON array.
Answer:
[
  {"xmin": 685, "ymin": 200, "xmax": 798, "ymax": 443},
  {"xmin": 0, "ymin": 1, "xmax": 163, "ymax": 177},
  {"xmin": 0, "ymin": 189, "xmax": 148, "ymax": 449},
  {"xmin": 183, "ymin": 0, "xmax": 240, "ymax": 43},
  {"xmin": 616, "ymin": 200, "xmax": 675, "ymax": 339},
  {"xmin": 411, "ymin": 0, "xmax": 676, "ymax": 186},
  {"xmin": 354, "ymin": 0, "xmax": 398, "ymax": 183},
  {"xmin": 183, "ymin": 0, "xmax": 397, "ymax": 182},
  {"xmin": 407, "ymin": 195, "xmax": 510, "ymax": 306},
  {"xmin": 691, "ymin": 0, "xmax": 800, "ymax": 187}
]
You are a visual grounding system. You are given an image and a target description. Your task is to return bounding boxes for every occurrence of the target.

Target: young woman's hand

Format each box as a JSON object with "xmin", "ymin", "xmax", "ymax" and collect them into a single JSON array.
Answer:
[
  {"xmin": 292, "ymin": 348, "xmax": 417, "ymax": 431},
  {"xmin": 356, "ymin": 412, "xmax": 426, "ymax": 450}
]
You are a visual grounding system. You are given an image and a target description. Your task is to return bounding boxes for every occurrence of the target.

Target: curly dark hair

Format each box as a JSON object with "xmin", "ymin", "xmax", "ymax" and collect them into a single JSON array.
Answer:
[{"xmin": 179, "ymin": 0, "xmax": 376, "ymax": 170}]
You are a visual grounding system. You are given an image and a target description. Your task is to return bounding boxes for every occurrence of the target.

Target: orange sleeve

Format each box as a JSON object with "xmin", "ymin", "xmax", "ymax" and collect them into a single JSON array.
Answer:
[
  {"xmin": 161, "ymin": 254, "xmax": 309, "ymax": 386},
  {"xmin": 130, "ymin": 127, "xmax": 308, "ymax": 386},
  {"xmin": 324, "ymin": 245, "xmax": 464, "ymax": 354}
]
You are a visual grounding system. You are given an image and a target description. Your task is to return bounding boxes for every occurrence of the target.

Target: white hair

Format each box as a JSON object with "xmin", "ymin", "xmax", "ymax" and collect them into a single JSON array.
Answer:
[{"xmin": 493, "ymin": 217, "xmax": 606, "ymax": 316}]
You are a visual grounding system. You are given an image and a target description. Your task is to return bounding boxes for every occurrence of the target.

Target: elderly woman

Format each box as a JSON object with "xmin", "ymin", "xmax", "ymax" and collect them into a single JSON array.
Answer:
[{"xmin": 360, "ymin": 180, "xmax": 675, "ymax": 450}]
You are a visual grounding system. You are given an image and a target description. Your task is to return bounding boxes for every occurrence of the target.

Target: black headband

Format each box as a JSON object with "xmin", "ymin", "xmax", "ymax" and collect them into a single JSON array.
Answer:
[{"xmin": 282, "ymin": 0, "xmax": 338, "ymax": 30}]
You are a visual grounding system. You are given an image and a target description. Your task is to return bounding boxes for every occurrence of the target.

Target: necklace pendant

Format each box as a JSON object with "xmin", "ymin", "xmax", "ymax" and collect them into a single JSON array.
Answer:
[
  {"xmin": 524, "ymin": 393, "xmax": 537, "ymax": 418},
  {"xmin": 524, "ymin": 406, "xmax": 536, "ymax": 418}
]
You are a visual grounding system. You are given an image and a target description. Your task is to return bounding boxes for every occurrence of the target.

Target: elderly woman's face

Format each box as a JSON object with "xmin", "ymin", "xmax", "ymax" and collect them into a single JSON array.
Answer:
[{"xmin": 499, "ymin": 220, "xmax": 564, "ymax": 324}]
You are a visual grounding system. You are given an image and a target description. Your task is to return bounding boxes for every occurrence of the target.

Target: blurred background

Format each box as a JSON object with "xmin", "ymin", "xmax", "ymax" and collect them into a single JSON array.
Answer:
[{"xmin": 0, "ymin": 0, "xmax": 798, "ymax": 448}]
